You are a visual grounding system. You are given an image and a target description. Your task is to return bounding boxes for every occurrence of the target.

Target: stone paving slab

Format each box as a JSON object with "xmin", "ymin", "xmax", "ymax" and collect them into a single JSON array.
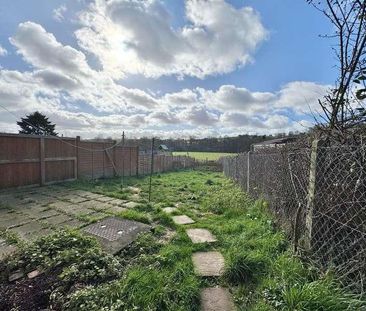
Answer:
[
  {"xmin": 108, "ymin": 199, "xmax": 127, "ymax": 206},
  {"xmin": 186, "ymin": 229, "xmax": 217, "ymax": 244},
  {"xmin": 63, "ymin": 195, "xmax": 89, "ymax": 204},
  {"xmin": 9, "ymin": 222, "xmax": 45, "ymax": 240},
  {"xmin": 23, "ymin": 208, "xmax": 60, "ymax": 220},
  {"xmin": 83, "ymin": 217, "xmax": 150, "ymax": 254},
  {"xmin": 96, "ymin": 196, "xmax": 115, "ymax": 203},
  {"xmin": 42, "ymin": 214, "xmax": 73, "ymax": 226},
  {"xmin": 25, "ymin": 229, "xmax": 53, "ymax": 242},
  {"xmin": 0, "ymin": 239, "xmax": 17, "ymax": 260},
  {"xmin": 107, "ymin": 206, "xmax": 127, "ymax": 214},
  {"xmin": 192, "ymin": 251, "xmax": 225, "ymax": 276},
  {"xmin": 172, "ymin": 215, "xmax": 195, "ymax": 225},
  {"xmin": 59, "ymin": 219, "xmax": 87, "ymax": 229},
  {"xmin": 200, "ymin": 287, "xmax": 236, "ymax": 311},
  {"xmin": 124, "ymin": 202, "xmax": 140, "ymax": 209},
  {"xmin": 0, "ymin": 216, "xmax": 32, "ymax": 230},
  {"xmin": 162, "ymin": 207, "xmax": 177, "ymax": 214}
]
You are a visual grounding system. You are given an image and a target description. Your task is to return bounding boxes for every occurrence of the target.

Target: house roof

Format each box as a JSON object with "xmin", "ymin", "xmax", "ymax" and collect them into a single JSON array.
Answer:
[
  {"xmin": 158, "ymin": 144, "xmax": 169, "ymax": 150},
  {"xmin": 253, "ymin": 137, "xmax": 297, "ymax": 146}
]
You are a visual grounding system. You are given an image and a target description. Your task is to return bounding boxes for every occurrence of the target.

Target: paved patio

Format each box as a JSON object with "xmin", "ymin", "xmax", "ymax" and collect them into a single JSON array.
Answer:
[{"xmin": 0, "ymin": 185, "xmax": 132, "ymax": 246}]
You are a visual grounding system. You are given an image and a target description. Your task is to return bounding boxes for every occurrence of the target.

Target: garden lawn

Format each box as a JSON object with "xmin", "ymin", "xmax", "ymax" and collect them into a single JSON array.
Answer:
[{"xmin": 1, "ymin": 170, "xmax": 364, "ymax": 310}]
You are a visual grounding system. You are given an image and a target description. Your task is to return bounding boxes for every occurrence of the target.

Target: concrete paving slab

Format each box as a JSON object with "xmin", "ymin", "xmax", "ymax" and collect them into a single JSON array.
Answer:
[
  {"xmin": 192, "ymin": 251, "xmax": 225, "ymax": 276},
  {"xmin": 96, "ymin": 196, "xmax": 115, "ymax": 203},
  {"xmin": 0, "ymin": 216, "xmax": 32, "ymax": 230},
  {"xmin": 23, "ymin": 208, "xmax": 60, "ymax": 220},
  {"xmin": 200, "ymin": 287, "xmax": 236, "ymax": 311},
  {"xmin": 89, "ymin": 202, "xmax": 114, "ymax": 211},
  {"xmin": 124, "ymin": 202, "xmax": 141, "ymax": 209},
  {"xmin": 63, "ymin": 195, "xmax": 89, "ymax": 204},
  {"xmin": 172, "ymin": 215, "xmax": 195, "ymax": 225},
  {"xmin": 162, "ymin": 207, "xmax": 177, "ymax": 214},
  {"xmin": 25, "ymin": 229, "xmax": 53, "ymax": 241},
  {"xmin": 82, "ymin": 217, "xmax": 150, "ymax": 254},
  {"xmin": 59, "ymin": 219, "xmax": 87, "ymax": 229},
  {"xmin": 108, "ymin": 199, "xmax": 127, "ymax": 206},
  {"xmin": 0, "ymin": 239, "xmax": 17, "ymax": 260},
  {"xmin": 9, "ymin": 221, "xmax": 46, "ymax": 240},
  {"xmin": 42, "ymin": 214, "xmax": 73, "ymax": 226},
  {"xmin": 186, "ymin": 229, "xmax": 217, "ymax": 244},
  {"xmin": 107, "ymin": 206, "xmax": 127, "ymax": 214},
  {"xmin": 84, "ymin": 193, "xmax": 105, "ymax": 199},
  {"xmin": 48, "ymin": 201, "xmax": 74, "ymax": 210}
]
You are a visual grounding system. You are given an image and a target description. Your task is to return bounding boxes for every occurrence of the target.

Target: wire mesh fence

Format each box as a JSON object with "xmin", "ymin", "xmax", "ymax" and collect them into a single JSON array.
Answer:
[{"xmin": 222, "ymin": 142, "xmax": 366, "ymax": 295}]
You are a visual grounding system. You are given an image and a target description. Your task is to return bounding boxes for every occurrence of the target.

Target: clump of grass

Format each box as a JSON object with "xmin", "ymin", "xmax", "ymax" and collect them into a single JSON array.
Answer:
[
  {"xmin": 118, "ymin": 209, "xmax": 150, "ymax": 224},
  {"xmin": 224, "ymin": 252, "xmax": 268, "ymax": 285}
]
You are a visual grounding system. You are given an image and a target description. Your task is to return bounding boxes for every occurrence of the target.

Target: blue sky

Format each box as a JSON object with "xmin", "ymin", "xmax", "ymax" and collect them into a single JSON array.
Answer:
[{"xmin": 0, "ymin": 0, "xmax": 335, "ymax": 138}]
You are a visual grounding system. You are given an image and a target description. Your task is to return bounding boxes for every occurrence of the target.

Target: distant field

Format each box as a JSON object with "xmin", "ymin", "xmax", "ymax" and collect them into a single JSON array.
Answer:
[{"xmin": 173, "ymin": 151, "xmax": 236, "ymax": 161}]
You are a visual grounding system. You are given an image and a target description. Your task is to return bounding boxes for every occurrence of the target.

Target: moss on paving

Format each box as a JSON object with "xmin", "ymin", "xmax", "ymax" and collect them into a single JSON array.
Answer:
[{"xmin": 1, "ymin": 170, "xmax": 364, "ymax": 310}]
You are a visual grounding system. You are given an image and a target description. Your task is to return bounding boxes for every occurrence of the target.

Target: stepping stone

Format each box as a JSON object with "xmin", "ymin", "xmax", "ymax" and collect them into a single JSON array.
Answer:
[
  {"xmin": 162, "ymin": 207, "xmax": 177, "ymax": 214},
  {"xmin": 192, "ymin": 251, "xmax": 225, "ymax": 276},
  {"xmin": 186, "ymin": 229, "xmax": 217, "ymax": 244},
  {"xmin": 200, "ymin": 287, "xmax": 236, "ymax": 311},
  {"xmin": 172, "ymin": 215, "xmax": 195, "ymax": 225}
]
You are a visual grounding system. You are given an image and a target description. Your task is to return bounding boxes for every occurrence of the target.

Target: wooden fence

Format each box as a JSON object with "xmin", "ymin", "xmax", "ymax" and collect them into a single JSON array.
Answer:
[{"xmin": 0, "ymin": 133, "xmax": 195, "ymax": 189}]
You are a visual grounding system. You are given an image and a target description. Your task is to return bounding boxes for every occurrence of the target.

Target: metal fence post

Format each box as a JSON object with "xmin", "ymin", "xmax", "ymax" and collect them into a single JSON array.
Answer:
[
  {"xmin": 247, "ymin": 151, "xmax": 251, "ymax": 193},
  {"xmin": 305, "ymin": 139, "xmax": 325, "ymax": 250}
]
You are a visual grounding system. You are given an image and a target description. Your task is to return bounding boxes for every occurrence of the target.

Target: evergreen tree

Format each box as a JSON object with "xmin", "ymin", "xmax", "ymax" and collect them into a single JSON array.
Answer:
[{"xmin": 17, "ymin": 111, "xmax": 58, "ymax": 136}]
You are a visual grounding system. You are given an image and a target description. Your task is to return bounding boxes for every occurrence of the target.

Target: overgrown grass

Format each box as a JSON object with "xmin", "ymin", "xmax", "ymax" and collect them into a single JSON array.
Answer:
[{"xmin": 1, "ymin": 170, "xmax": 364, "ymax": 310}]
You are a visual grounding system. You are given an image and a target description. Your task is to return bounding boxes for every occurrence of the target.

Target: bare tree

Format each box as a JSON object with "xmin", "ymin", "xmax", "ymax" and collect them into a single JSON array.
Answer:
[{"xmin": 308, "ymin": 0, "xmax": 366, "ymax": 139}]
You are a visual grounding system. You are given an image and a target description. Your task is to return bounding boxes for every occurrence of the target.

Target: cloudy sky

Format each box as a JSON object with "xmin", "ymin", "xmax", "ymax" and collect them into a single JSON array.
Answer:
[{"xmin": 0, "ymin": 0, "xmax": 336, "ymax": 138}]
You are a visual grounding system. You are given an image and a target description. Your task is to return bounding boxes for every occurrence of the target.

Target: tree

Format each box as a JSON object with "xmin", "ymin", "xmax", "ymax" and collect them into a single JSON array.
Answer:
[
  {"xmin": 17, "ymin": 111, "xmax": 58, "ymax": 136},
  {"xmin": 308, "ymin": 0, "xmax": 366, "ymax": 139}
]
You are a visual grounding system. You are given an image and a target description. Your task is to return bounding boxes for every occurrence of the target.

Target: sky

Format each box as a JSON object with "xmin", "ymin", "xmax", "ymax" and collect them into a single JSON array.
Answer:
[{"xmin": 0, "ymin": 0, "xmax": 337, "ymax": 139}]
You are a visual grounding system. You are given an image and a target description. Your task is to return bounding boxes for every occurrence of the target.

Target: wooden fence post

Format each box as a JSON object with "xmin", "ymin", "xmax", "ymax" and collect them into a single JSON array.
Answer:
[
  {"xmin": 305, "ymin": 139, "xmax": 325, "ymax": 250},
  {"xmin": 75, "ymin": 136, "xmax": 80, "ymax": 179},
  {"xmin": 39, "ymin": 137, "xmax": 45, "ymax": 186},
  {"xmin": 136, "ymin": 146, "xmax": 139, "ymax": 176}
]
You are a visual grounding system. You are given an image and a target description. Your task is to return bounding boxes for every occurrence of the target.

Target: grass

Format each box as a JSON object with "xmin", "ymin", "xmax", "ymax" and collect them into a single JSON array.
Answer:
[
  {"xmin": 173, "ymin": 151, "xmax": 236, "ymax": 161},
  {"xmin": 1, "ymin": 169, "xmax": 364, "ymax": 310}
]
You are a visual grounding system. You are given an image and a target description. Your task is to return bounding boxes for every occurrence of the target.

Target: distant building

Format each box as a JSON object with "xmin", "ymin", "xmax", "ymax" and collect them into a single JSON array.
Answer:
[
  {"xmin": 158, "ymin": 144, "xmax": 172, "ymax": 154},
  {"xmin": 252, "ymin": 137, "xmax": 297, "ymax": 151}
]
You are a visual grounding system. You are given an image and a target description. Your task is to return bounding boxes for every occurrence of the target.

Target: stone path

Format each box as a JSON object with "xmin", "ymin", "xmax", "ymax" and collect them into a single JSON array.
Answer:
[{"xmin": 164, "ymin": 203, "xmax": 235, "ymax": 310}]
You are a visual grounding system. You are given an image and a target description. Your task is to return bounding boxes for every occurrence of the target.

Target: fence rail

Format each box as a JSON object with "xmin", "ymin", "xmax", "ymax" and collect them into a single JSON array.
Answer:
[
  {"xmin": 222, "ymin": 142, "xmax": 366, "ymax": 295},
  {"xmin": 0, "ymin": 134, "xmax": 195, "ymax": 189}
]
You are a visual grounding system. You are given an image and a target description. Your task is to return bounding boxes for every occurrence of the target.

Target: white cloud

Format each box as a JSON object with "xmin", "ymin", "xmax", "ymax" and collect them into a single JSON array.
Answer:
[
  {"xmin": 0, "ymin": 20, "xmax": 329, "ymax": 138},
  {"xmin": 75, "ymin": 0, "xmax": 267, "ymax": 79},
  {"xmin": 276, "ymin": 81, "xmax": 330, "ymax": 115},
  {"xmin": 53, "ymin": 5, "xmax": 67, "ymax": 22},
  {"xmin": 0, "ymin": 44, "xmax": 8, "ymax": 56}
]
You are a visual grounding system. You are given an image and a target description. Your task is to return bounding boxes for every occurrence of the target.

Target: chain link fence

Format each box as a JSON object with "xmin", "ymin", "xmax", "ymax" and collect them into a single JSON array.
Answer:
[{"xmin": 222, "ymin": 142, "xmax": 366, "ymax": 295}]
